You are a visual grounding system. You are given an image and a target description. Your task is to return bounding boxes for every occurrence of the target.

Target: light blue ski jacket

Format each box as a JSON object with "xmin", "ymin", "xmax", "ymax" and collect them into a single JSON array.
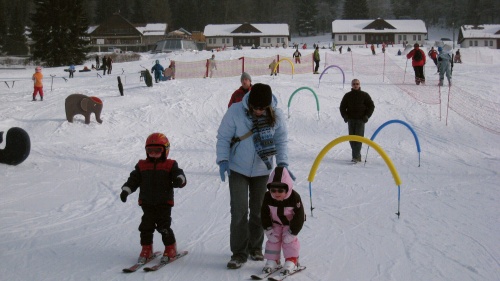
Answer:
[{"xmin": 216, "ymin": 92, "xmax": 289, "ymax": 177}]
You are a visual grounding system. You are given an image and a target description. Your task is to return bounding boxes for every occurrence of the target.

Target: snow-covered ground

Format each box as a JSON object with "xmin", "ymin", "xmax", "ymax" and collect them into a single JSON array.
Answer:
[{"xmin": 0, "ymin": 29, "xmax": 499, "ymax": 281}]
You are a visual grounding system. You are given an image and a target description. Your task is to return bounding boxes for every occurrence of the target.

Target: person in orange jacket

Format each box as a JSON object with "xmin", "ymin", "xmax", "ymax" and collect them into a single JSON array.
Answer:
[{"xmin": 32, "ymin": 66, "xmax": 44, "ymax": 101}]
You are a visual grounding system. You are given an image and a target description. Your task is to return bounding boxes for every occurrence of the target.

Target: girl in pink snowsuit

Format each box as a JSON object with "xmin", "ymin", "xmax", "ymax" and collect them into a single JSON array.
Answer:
[{"xmin": 261, "ymin": 166, "xmax": 305, "ymax": 274}]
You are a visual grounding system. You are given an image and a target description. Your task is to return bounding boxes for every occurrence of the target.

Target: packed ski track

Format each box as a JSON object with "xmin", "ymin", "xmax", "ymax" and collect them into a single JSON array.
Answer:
[{"xmin": 1, "ymin": 30, "xmax": 499, "ymax": 281}]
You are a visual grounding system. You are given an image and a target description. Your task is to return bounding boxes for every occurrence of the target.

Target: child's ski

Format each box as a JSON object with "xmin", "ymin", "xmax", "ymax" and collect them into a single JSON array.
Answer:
[
  {"xmin": 250, "ymin": 266, "xmax": 282, "ymax": 280},
  {"xmin": 268, "ymin": 266, "xmax": 306, "ymax": 281},
  {"xmin": 143, "ymin": 250, "xmax": 188, "ymax": 272},
  {"xmin": 122, "ymin": 251, "xmax": 162, "ymax": 273}
]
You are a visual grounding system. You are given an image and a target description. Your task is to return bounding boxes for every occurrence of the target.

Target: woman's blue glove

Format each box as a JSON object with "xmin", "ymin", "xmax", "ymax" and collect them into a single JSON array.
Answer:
[
  {"xmin": 218, "ymin": 160, "xmax": 230, "ymax": 182},
  {"xmin": 277, "ymin": 163, "xmax": 296, "ymax": 181}
]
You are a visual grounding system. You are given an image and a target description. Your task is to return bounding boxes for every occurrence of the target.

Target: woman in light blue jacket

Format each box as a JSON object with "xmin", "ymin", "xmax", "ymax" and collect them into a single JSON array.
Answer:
[{"xmin": 216, "ymin": 83, "xmax": 294, "ymax": 269}]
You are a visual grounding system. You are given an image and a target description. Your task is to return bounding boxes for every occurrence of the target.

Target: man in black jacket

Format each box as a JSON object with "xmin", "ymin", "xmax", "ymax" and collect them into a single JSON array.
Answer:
[{"xmin": 339, "ymin": 79, "xmax": 375, "ymax": 162}]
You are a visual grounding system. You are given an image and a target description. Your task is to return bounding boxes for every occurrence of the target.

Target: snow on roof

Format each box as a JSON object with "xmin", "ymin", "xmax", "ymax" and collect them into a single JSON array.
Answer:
[
  {"xmin": 87, "ymin": 25, "xmax": 98, "ymax": 34},
  {"xmin": 204, "ymin": 23, "xmax": 289, "ymax": 36},
  {"xmin": 461, "ymin": 25, "xmax": 500, "ymax": 39},
  {"xmin": 332, "ymin": 19, "xmax": 427, "ymax": 33},
  {"xmin": 138, "ymin": 23, "xmax": 167, "ymax": 36}
]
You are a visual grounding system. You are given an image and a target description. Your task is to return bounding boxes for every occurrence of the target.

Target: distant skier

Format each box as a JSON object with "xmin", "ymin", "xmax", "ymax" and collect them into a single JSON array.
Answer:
[
  {"xmin": 260, "ymin": 166, "xmax": 305, "ymax": 275},
  {"xmin": 102, "ymin": 56, "xmax": 107, "ymax": 76},
  {"xmin": 151, "ymin": 60, "xmax": 164, "ymax": 83},
  {"xmin": 313, "ymin": 47, "xmax": 320, "ymax": 74},
  {"xmin": 406, "ymin": 43, "xmax": 426, "ymax": 85},
  {"xmin": 119, "ymin": 133, "xmax": 187, "ymax": 265},
  {"xmin": 437, "ymin": 47, "xmax": 452, "ymax": 86},
  {"xmin": 207, "ymin": 54, "xmax": 217, "ymax": 78},
  {"xmin": 269, "ymin": 59, "xmax": 277, "ymax": 76},
  {"xmin": 293, "ymin": 48, "xmax": 302, "ymax": 64},
  {"xmin": 428, "ymin": 47, "xmax": 438, "ymax": 68},
  {"xmin": 32, "ymin": 66, "xmax": 44, "ymax": 101},
  {"xmin": 95, "ymin": 55, "xmax": 100, "ymax": 69},
  {"xmin": 68, "ymin": 64, "xmax": 75, "ymax": 78},
  {"xmin": 454, "ymin": 49, "xmax": 462, "ymax": 63},
  {"xmin": 107, "ymin": 56, "xmax": 113, "ymax": 74}
]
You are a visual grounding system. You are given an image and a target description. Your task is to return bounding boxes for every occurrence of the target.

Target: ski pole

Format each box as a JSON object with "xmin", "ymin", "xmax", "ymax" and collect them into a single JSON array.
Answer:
[
  {"xmin": 383, "ymin": 51, "xmax": 386, "ymax": 82},
  {"xmin": 50, "ymin": 75, "xmax": 56, "ymax": 91},
  {"xmin": 308, "ymin": 182, "xmax": 315, "ymax": 217},
  {"xmin": 403, "ymin": 59, "xmax": 408, "ymax": 84}
]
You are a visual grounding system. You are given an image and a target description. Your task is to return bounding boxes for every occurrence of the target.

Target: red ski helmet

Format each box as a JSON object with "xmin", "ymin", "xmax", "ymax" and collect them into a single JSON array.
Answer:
[{"xmin": 145, "ymin": 133, "xmax": 170, "ymax": 158}]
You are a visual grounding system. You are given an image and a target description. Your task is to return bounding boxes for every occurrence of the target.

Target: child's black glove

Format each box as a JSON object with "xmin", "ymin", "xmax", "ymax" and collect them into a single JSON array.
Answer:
[
  {"xmin": 120, "ymin": 190, "xmax": 129, "ymax": 202},
  {"xmin": 172, "ymin": 175, "xmax": 186, "ymax": 187}
]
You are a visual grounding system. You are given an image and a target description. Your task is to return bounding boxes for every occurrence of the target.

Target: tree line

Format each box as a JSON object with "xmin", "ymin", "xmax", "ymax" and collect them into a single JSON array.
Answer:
[{"xmin": 0, "ymin": 0, "xmax": 498, "ymax": 65}]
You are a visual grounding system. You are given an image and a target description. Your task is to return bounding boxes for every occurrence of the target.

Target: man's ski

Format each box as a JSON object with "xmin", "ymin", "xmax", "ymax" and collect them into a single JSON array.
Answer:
[
  {"xmin": 250, "ymin": 266, "xmax": 282, "ymax": 280},
  {"xmin": 268, "ymin": 266, "xmax": 306, "ymax": 281},
  {"xmin": 143, "ymin": 250, "xmax": 188, "ymax": 272},
  {"xmin": 122, "ymin": 251, "xmax": 162, "ymax": 273}
]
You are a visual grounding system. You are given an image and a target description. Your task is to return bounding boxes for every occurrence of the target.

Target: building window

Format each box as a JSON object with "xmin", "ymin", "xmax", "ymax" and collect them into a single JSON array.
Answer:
[
  {"xmin": 403, "ymin": 35, "xmax": 407, "ymax": 40},
  {"xmin": 490, "ymin": 41, "xmax": 493, "ymax": 46},
  {"xmin": 474, "ymin": 40, "xmax": 478, "ymax": 46},
  {"xmin": 413, "ymin": 35, "xmax": 416, "ymax": 41},
  {"xmin": 338, "ymin": 35, "xmax": 342, "ymax": 41},
  {"xmin": 418, "ymin": 35, "xmax": 421, "ymax": 40},
  {"xmin": 398, "ymin": 35, "xmax": 402, "ymax": 41},
  {"xmin": 222, "ymin": 38, "xmax": 226, "ymax": 44},
  {"xmin": 358, "ymin": 35, "xmax": 361, "ymax": 41},
  {"xmin": 227, "ymin": 38, "xmax": 231, "ymax": 44},
  {"xmin": 343, "ymin": 35, "xmax": 347, "ymax": 41},
  {"xmin": 469, "ymin": 41, "xmax": 472, "ymax": 46},
  {"xmin": 353, "ymin": 35, "xmax": 356, "ymax": 41}
]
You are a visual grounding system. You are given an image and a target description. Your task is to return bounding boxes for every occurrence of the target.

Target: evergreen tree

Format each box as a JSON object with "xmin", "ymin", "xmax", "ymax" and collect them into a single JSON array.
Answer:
[
  {"xmin": 132, "ymin": 0, "xmax": 146, "ymax": 23},
  {"xmin": 5, "ymin": 4, "xmax": 28, "ymax": 55},
  {"xmin": 390, "ymin": 0, "xmax": 411, "ymax": 19},
  {"xmin": 30, "ymin": 0, "xmax": 90, "ymax": 67},
  {"xmin": 296, "ymin": 0, "xmax": 318, "ymax": 36},
  {"xmin": 343, "ymin": 0, "xmax": 369, "ymax": 19},
  {"xmin": 0, "ymin": 0, "xmax": 7, "ymax": 54}
]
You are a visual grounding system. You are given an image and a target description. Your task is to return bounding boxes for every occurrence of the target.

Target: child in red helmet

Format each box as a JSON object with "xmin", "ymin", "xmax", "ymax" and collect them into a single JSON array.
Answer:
[
  {"xmin": 261, "ymin": 166, "xmax": 305, "ymax": 275},
  {"xmin": 120, "ymin": 133, "xmax": 187, "ymax": 264}
]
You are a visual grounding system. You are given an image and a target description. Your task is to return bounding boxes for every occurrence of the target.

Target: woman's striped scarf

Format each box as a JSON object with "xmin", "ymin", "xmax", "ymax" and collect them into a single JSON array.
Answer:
[{"xmin": 252, "ymin": 115, "xmax": 276, "ymax": 170}]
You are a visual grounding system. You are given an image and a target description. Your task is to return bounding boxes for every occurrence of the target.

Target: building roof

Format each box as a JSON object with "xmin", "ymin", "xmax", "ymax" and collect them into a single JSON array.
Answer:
[
  {"xmin": 460, "ymin": 25, "xmax": 500, "ymax": 39},
  {"xmin": 87, "ymin": 25, "xmax": 98, "ymax": 34},
  {"xmin": 136, "ymin": 23, "xmax": 167, "ymax": 36},
  {"xmin": 204, "ymin": 23, "xmax": 289, "ymax": 36},
  {"xmin": 332, "ymin": 19, "xmax": 427, "ymax": 33}
]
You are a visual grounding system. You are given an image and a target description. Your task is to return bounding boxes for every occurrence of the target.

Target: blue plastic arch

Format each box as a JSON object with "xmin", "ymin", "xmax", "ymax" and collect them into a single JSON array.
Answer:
[
  {"xmin": 287, "ymin": 86, "xmax": 320, "ymax": 119},
  {"xmin": 318, "ymin": 65, "xmax": 346, "ymax": 88},
  {"xmin": 367, "ymin": 119, "xmax": 421, "ymax": 166}
]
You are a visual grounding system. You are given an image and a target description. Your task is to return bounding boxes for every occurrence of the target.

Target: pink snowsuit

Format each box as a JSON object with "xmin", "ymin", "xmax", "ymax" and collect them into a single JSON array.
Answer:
[{"xmin": 262, "ymin": 167, "xmax": 305, "ymax": 261}]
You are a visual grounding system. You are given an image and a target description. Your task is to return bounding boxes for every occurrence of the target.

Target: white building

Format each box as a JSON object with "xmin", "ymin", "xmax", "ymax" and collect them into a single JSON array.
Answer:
[
  {"xmin": 203, "ymin": 23, "xmax": 290, "ymax": 49},
  {"xmin": 331, "ymin": 19, "xmax": 427, "ymax": 46},
  {"xmin": 458, "ymin": 25, "xmax": 500, "ymax": 49}
]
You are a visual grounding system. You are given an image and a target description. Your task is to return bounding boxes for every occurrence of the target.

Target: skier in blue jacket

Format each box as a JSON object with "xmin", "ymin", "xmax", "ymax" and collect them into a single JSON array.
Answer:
[
  {"xmin": 437, "ymin": 47, "xmax": 452, "ymax": 87},
  {"xmin": 216, "ymin": 83, "xmax": 295, "ymax": 269},
  {"xmin": 151, "ymin": 60, "xmax": 164, "ymax": 83}
]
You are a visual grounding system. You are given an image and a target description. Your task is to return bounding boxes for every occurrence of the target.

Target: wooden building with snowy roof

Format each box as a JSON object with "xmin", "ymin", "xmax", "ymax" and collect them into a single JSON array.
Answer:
[{"xmin": 331, "ymin": 19, "xmax": 427, "ymax": 46}]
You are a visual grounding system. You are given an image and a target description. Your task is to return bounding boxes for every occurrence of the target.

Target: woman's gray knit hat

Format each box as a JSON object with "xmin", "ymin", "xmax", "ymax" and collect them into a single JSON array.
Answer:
[{"xmin": 241, "ymin": 72, "xmax": 252, "ymax": 82}]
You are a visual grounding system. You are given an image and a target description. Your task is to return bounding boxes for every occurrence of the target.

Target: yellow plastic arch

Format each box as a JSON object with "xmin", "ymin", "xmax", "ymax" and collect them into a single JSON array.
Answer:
[
  {"xmin": 308, "ymin": 135, "xmax": 402, "ymax": 186},
  {"xmin": 274, "ymin": 58, "xmax": 295, "ymax": 76}
]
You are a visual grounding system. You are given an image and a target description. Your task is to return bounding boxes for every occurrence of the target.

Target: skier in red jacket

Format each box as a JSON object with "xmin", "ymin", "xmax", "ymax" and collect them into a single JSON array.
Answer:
[{"xmin": 406, "ymin": 43, "xmax": 426, "ymax": 85}]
